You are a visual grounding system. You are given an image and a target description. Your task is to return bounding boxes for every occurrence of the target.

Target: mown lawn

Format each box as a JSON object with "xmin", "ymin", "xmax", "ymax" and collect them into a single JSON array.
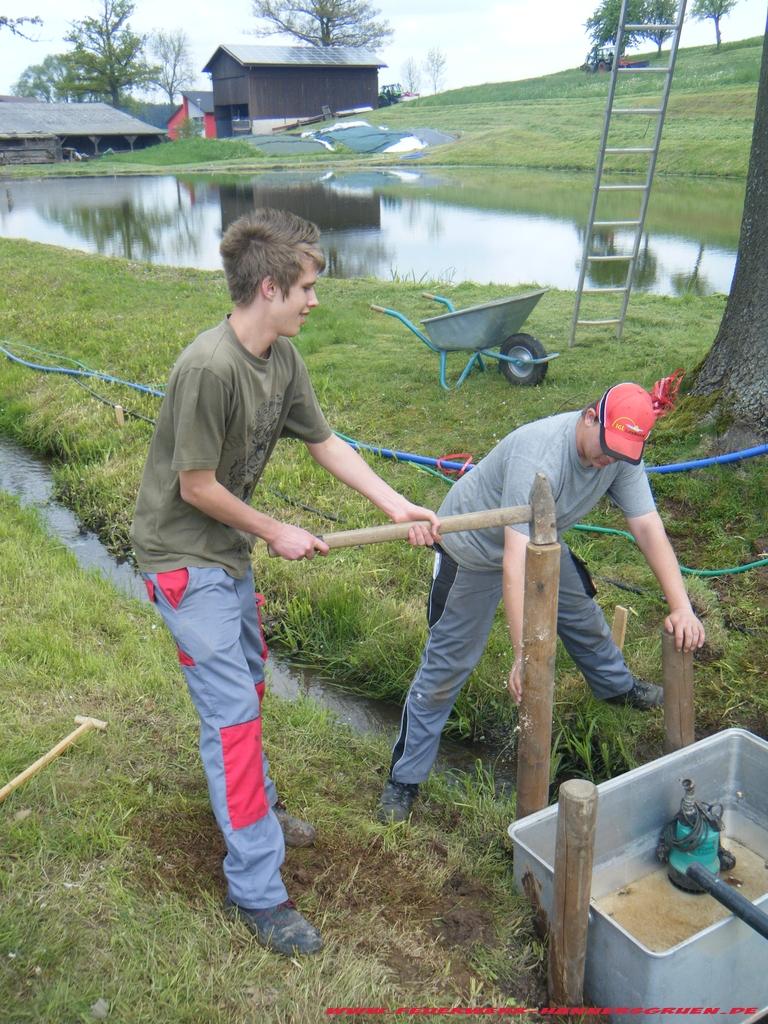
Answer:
[
  {"xmin": 1, "ymin": 227, "xmax": 766, "ymax": 1020},
  {"xmin": 0, "ymin": 235, "xmax": 766, "ymax": 756},
  {"xmin": 5, "ymin": 36, "xmax": 762, "ymax": 181},
  {"xmin": 0, "ymin": 496, "xmax": 541, "ymax": 1023}
]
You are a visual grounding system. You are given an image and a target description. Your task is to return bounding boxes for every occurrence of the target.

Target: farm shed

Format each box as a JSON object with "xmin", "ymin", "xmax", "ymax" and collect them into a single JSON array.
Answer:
[
  {"xmin": 0, "ymin": 101, "xmax": 164, "ymax": 159},
  {"xmin": 167, "ymin": 91, "xmax": 216, "ymax": 140},
  {"xmin": 0, "ymin": 131, "xmax": 61, "ymax": 165},
  {"xmin": 202, "ymin": 45, "xmax": 385, "ymax": 137}
]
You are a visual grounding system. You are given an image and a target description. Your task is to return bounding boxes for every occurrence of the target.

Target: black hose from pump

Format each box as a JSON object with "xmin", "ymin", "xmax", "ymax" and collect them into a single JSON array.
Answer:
[{"xmin": 685, "ymin": 863, "xmax": 768, "ymax": 941}]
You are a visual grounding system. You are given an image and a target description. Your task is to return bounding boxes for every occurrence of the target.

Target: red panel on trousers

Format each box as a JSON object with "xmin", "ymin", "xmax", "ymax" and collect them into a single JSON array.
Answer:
[
  {"xmin": 143, "ymin": 578, "xmax": 156, "ymax": 603},
  {"xmin": 156, "ymin": 569, "xmax": 190, "ymax": 610},
  {"xmin": 177, "ymin": 646, "xmax": 196, "ymax": 667},
  {"xmin": 254, "ymin": 592, "xmax": 269, "ymax": 661},
  {"xmin": 255, "ymin": 680, "xmax": 266, "ymax": 703},
  {"xmin": 220, "ymin": 717, "xmax": 268, "ymax": 829}
]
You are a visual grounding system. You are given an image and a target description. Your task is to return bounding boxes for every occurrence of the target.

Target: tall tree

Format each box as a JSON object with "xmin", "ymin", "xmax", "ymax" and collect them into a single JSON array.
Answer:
[
  {"xmin": 12, "ymin": 54, "xmax": 76, "ymax": 102},
  {"xmin": 0, "ymin": 14, "xmax": 41, "ymax": 38},
  {"xmin": 148, "ymin": 28, "xmax": 196, "ymax": 104},
  {"xmin": 401, "ymin": 57, "xmax": 421, "ymax": 95},
  {"xmin": 690, "ymin": 0, "xmax": 739, "ymax": 48},
  {"xmin": 64, "ymin": 0, "xmax": 158, "ymax": 107},
  {"xmin": 641, "ymin": 0, "xmax": 678, "ymax": 53},
  {"xmin": 691, "ymin": 16, "xmax": 768, "ymax": 443},
  {"xmin": 585, "ymin": 0, "xmax": 650, "ymax": 56},
  {"xmin": 250, "ymin": 0, "xmax": 393, "ymax": 48},
  {"xmin": 423, "ymin": 47, "xmax": 446, "ymax": 94}
]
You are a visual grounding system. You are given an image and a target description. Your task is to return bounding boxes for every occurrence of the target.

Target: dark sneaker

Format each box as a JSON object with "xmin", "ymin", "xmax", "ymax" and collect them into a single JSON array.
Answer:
[
  {"xmin": 606, "ymin": 678, "xmax": 664, "ymax": 710},
  {"xmin": 225, "ymin": 897, "xmax": 323, "ymax": 955},
  {"xmin": 377, "ymin": 779, "xmax": 419, "ymax": 823},
  {"xmin": 272, "ymin": 800, "xmax": 316, "ymax": 848}
]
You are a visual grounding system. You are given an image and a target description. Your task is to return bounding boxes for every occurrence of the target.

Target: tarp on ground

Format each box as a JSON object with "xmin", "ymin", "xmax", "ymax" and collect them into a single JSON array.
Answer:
[
  {"xmin": 312, "ymin": 124, "xmax": 421, "ymax": 153},
  {"xmin": 240, "ymin": 134, "xmax": 330, "ymax": 155},
  {"xmin": 241, "ymin": 121, "xmax": 455, "ymax": 156}
]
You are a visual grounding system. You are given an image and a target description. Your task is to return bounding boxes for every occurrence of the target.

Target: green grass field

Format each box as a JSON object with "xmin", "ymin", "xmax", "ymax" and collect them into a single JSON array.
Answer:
[
  {"xmin": 0, "ymin": 35, "xmax": 766, "ymax": 1011},
  {"xmin": 6, "ymin": 35, "xmax": 762, "ymax": 181}
]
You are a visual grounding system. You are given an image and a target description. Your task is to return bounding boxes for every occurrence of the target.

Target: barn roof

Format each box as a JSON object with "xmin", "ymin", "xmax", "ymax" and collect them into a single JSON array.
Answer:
[
  {"xmin": 0, "ymin": 102, "xmax": 165, "ymax": 137},
  {"xmin": 184, "ymin": 91, "xmax": 214, "ymax": 114},
  {"xmin": 203, "ymin": 44, "xmax": 385, "ymax": 73}
]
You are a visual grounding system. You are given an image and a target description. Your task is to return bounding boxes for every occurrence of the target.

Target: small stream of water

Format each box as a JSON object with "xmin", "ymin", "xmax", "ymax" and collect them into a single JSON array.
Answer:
[{"xmin": 0, "ymin": 435, "xmax": 515, "ymax": 786}]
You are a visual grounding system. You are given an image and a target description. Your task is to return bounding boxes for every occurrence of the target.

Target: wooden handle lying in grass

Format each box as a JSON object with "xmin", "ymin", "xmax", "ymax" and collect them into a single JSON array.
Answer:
[
  {"xmin": 268, "ymin": 505, "xmax": 530, "ymax": 556},
  {"xmin": 0, "ymin": 715, "xmax": 108, "ymax": 804}
]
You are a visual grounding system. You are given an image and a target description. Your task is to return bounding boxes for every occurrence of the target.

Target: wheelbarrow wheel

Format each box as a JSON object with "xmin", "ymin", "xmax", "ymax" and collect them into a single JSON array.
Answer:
[{"xmin": 498, "ymin": 334, "xmax": 548, "ymax": 387}]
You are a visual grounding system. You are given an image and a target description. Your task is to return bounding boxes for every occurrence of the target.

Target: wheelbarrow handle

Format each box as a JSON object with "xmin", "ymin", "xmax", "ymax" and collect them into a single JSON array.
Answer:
[{"xmin": 370, "ymin": 304, "xmax": 387, "ymax": 313}]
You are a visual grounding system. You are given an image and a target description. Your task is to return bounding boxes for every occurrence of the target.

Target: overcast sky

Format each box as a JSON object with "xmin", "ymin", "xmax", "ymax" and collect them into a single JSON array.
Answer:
[{"xmin": 2, "ymin": 0, "xmax": 766, "ymax": 97}]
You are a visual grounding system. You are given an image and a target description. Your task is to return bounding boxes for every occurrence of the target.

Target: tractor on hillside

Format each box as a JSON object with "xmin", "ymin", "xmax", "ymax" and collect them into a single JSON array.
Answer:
[
  {"xmin": 378, "ymin": 83, "xmax": 403, "ymax": 107},
  {"xmin": 581, "ymin": 44, "xmax": 616, "ymax": 73}
]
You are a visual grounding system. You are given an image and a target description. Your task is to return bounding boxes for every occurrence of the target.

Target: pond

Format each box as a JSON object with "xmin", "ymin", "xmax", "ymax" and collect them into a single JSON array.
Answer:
[{"xmin": 0, "ymin": 166, "xmax": 745, "ymax": 296}]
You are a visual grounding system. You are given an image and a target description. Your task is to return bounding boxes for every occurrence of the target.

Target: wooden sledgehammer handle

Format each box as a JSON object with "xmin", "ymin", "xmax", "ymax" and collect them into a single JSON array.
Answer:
[
  {"xmin": 0, "ymin": 715, "xmax": 108, "ymax": 804},
  {"xmin": 268, "ymin": 504, "xmax": 531, "ymax": 556}
]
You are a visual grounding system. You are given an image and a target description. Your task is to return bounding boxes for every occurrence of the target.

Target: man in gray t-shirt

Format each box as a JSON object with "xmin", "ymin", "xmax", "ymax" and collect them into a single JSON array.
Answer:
[{"xmin": 379, "ymin": 383, "xmax": 706, "ymax": 824}]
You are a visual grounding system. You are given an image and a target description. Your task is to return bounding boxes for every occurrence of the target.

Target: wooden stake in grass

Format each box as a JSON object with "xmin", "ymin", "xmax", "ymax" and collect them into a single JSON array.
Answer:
[
  {"xmin": 548, "ymin": 779, "xmax": 598, "ymax": 1004},
  {"xmin": 0, "ymin": 715, "xmax": 108, "ymax": 803},
  {"xmin": 662, "ymin": 630, "xmax": 695, "ymax": 753},
  {"xmin": 114, "ymin": 404, "xmax": 125, "ymax": 427},
  {"xmin": 516, "ymin": 473, "xmax": 560, "ymax": 820},
  {"xmin": 611, "ymin": 605, "xmax": 628, "ymax": 651}
]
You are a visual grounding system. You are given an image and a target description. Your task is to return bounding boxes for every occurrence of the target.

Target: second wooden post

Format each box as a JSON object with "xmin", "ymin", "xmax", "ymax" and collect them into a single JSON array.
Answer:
[
  {"xmin": 662, "ymin": 630, "xmax": 695, "ymax": 753},
  {"xmin": 516, "ymin": 473, "xmax": 560, "ymax": 820}
]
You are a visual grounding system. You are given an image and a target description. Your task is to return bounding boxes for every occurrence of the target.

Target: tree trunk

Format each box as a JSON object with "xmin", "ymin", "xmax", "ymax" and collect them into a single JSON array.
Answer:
[
  {"xmin": 714, "ymin": 15, "xmax": 721, "ymax": 48},
  {"xmin": 692, "ymin": 18, "xmax": 768, "ymax": 444}
]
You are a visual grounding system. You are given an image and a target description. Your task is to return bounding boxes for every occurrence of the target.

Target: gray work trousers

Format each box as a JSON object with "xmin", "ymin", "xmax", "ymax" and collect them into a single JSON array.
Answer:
[
  {"xmin": 143, "ymin": 566, "xmax": 287, "ymax": 910},
  {"xmin": 390, "ymin": 542, "xmax": 634, "ymax": 784}
]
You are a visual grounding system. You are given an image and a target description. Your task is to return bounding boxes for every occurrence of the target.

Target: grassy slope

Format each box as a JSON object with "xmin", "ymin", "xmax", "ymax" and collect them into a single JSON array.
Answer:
[
  {"xmin": 0, "ymin": 236, "xmax": 766, "ymax": 760},
  {"xmin": 5, "ymin": 37, "xmax": 762, "ymax": 181},
  {"xmin": 374, "ymin": 37, "xmax": 763, "ymax": 176}
]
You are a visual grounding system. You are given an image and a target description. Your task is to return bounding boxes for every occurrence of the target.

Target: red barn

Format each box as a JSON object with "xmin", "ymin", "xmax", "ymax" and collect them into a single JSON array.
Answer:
[{"xmin": 167, "ymin": 91, "xmax": 216, "ymax": 141}]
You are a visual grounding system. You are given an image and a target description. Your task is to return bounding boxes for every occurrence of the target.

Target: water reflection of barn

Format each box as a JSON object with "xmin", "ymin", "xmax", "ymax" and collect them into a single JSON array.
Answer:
[
  {"xmin": 202, "ymin": 45, "xmax": 385, "ymax": 138},
  {"xmin": 219, "ymin": 180, "xmax": 381, "ymax": 233}
]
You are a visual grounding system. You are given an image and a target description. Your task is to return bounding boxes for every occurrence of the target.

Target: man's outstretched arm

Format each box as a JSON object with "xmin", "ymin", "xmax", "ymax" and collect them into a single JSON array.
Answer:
[
  {"xmin": 306, "ymin": 434, "xmax": 441, "ymax": 546},
  {"xmin": 625, "ymin": 510, "xmax": 705, "ymax": 652}
]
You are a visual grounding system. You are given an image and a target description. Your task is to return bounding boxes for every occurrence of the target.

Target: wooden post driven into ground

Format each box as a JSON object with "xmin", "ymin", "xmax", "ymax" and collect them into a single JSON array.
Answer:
[
  {"xmin": 548, "ymin": 779, "xmax": 598, "ymax": 1004},
  {"xmin": 661, "ymin": 630, "xmax": 695, "ymax": 753},
  {"xmin": 611, "ymin": 605, "xmax": 628, "ymax": 651},
  {"xmin": 515, "ymin": 473, "xmax": 560, "ymax": 820}
]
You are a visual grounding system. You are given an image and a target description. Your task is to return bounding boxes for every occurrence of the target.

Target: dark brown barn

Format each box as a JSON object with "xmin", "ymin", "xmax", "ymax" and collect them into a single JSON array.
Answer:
[{"xmin": 202, "ymin": 45, "xmax": 385, "ymax": 137}]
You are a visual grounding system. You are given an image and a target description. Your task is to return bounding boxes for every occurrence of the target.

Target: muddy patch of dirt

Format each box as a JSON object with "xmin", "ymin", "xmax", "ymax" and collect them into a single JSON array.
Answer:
[
  {"xmin": 131, "ymin": 800, "xmax": 225, "ymax": 903},
  {"xmin": 427, "ymin": 873, "xmax": 496, "ymax": 947}
]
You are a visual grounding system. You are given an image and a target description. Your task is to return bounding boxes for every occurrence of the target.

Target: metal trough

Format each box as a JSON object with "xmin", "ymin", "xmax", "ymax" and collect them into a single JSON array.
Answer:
[{"xmin": 508, "ymin": 729, "xmax": 768, "ymax": 1020}]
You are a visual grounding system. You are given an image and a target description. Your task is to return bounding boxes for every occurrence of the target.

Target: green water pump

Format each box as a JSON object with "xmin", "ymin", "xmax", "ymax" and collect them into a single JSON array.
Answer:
[{"xmin": 656, "ymin": 778, "xmax": 736, "ymax": 892}]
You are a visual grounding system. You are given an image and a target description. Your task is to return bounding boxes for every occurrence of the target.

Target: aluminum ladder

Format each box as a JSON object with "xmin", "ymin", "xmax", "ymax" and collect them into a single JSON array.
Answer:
[{"xmin": 569, "ymin": 0, "xmax": 687, "ymax": 346}]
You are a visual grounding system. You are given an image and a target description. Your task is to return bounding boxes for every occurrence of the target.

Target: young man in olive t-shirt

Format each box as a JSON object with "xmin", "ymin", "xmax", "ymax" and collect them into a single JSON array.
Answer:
[{"xmin": 131, "ymin": 209, "xmax": 440, "ymax": 956}]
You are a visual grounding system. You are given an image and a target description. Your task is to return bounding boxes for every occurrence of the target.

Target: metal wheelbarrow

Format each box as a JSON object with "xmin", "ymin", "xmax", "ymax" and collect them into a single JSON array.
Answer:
[{"xmin": 371, "ymin": 288, "xmax": 558, "ymax": 391}]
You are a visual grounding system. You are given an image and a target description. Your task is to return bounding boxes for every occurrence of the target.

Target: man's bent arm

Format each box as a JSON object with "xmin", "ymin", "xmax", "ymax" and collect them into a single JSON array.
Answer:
[
  {"xmin": 502, "ymin": 526, "xmax": 529, "ymax": 704},
  {"xmin": 178, "ymin": 469, "xmax": 328, "ymax": 560},
  {"xmin": 307, "ymin": 434, "xmax": 440, "ymax": 546},
  {"xmin": 625, "ymin": 510, "xmax": 705, "ymax": 652}
]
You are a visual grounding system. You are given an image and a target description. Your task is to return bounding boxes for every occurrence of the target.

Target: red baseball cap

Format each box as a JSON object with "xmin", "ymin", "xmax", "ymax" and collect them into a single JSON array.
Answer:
[{"xmin": 597, "ymin": 383, "xmax": 656, "ymax": 464}]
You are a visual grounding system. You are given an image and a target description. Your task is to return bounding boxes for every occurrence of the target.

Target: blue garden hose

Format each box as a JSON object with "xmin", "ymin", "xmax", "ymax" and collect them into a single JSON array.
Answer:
[{"xmin": 2, "ymin": 339, "xmax": 767, "ymax": 578}]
